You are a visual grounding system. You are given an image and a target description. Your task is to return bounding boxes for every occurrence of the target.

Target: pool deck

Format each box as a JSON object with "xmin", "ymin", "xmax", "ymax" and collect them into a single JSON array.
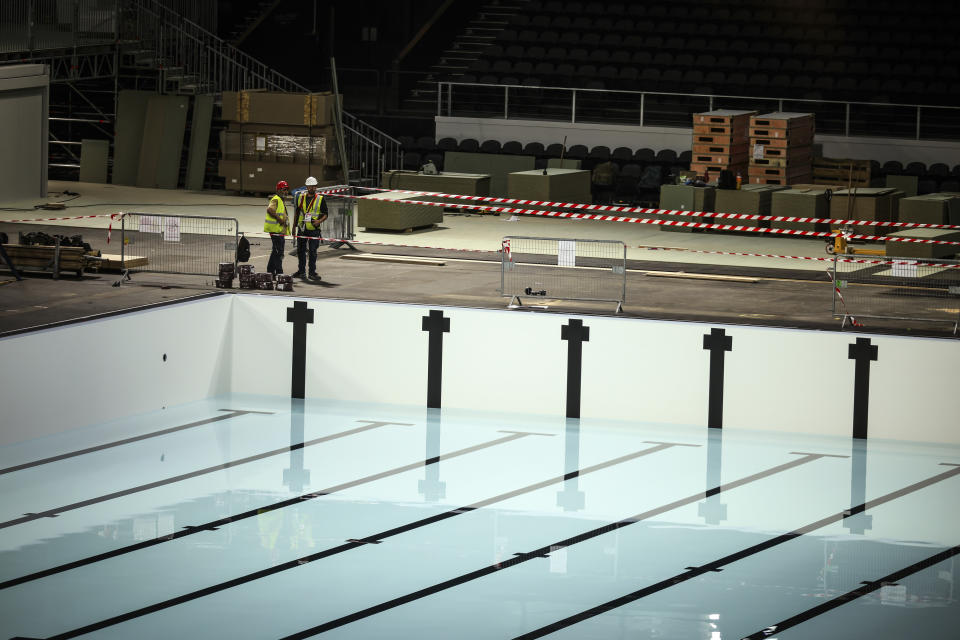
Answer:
[{"xmin": 0, "ymin": 181, "xmax": 954, "ymax": 338}]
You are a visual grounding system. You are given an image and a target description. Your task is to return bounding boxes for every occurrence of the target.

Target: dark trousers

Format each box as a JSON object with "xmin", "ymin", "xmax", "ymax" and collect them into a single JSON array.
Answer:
[
  {"xmin": 267, "ymin": 233, "xmax": 285, "ymax": 275},
  {"xmin": 297, "ymin": 228, "xmax": 321, "ymax": 275}
]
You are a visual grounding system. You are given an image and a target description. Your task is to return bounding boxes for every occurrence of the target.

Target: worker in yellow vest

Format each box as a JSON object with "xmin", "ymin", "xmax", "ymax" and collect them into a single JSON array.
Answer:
[
  {"xmin": 265, "ymin": 180, "xmax": 290, "ymax": 276},
  {"xmin": 293, "ymin": 176, "xmax": 328, "ymax": 279}
]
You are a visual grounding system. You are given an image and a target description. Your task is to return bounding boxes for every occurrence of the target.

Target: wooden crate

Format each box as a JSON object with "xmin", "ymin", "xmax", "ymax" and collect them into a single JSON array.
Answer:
[
  {"xmin": 690, "ymin": 161, "xmax": 748, "ymax": 179},
  {"xmin": 693, "ymin": 151, "xmax": 751, "ymax": 165},
  {"xmin": 693, "ymin": 134, "xmax": 737, "ymax": 145},
  {"xmin": 751, "ymin": 153, "xmax": 813, "ymax": 168},
  {"xmin": 748, "ymin": 174, "xmax": 813, "ymax": 186},
  {"xmin": 812, "ymin": 158, "xmax": 871, "ymax": 187}
]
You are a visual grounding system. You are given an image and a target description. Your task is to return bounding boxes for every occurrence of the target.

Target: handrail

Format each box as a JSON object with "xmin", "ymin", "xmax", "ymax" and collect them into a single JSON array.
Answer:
[{"xmin": 436, "ymin": 80, "xmax": 960, "ymax": 141}]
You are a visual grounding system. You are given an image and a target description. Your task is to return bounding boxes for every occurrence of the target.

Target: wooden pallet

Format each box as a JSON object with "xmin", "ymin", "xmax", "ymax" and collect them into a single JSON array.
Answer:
[
  {"xmin": 693, "ymin": 152, "xmax": 751, "ymax": 165},
  {"xmin": 812, "ymin": 158, "xmax": 871, "ymax": 187},
  {"xmin": 693, "ymin": 122, "xmax": 749, "ymax": 136},
  {"xmin": 693, "ymin": 111, "xmax": 756, "ymax": 126},
  {"xmin": 690, "ymin": 161, "xmax": 748, "ymax": 178},
  {"xmin": 748, "ymin": 124, "xmax": 815, "ymax": 139},
  {"xmin": 692, "ymin": 141, "xmax": 749, "ymax": 155},
  {"xmin": 1, "ymin": 244, "xmax": 99, "ymax": 277},
  {"xmin": 749, "ymin": 113, "xmax": 815, "ymax": 129},
  {"xmin": 98, "ymin": 253, "xmax": 149, "ymax": 270},
  {"xmin": 751, "ymin": 152, "xmax": 814, "ymax": 168},
  {"xmin": 751, "ymin": 131, "xmax": 814, "ymax": 148}
]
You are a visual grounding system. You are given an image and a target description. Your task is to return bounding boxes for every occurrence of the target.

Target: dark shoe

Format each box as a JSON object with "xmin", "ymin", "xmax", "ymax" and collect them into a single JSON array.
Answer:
[
  {"xmin": 292, "ymin": 271, "xmax": 306, "ymax": 278},
  {"xmin": 309, "ymin": 273, "xmax": 321, "ymax": 280}
]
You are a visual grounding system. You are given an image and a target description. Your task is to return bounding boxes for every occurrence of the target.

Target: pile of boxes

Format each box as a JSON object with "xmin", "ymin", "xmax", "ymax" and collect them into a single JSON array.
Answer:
[
  {"xmin": 216, "ymin": 262, "xmax": 235, "ymax": 288},
  {"xmin": 690, "ymin": 110, "xmax": 755, "ymax": 182},
  {"xmin": 255, "ymin": 273, "xmax": 275, "ymax": 290},
  {"xmin": 238, "ymin": 264, "xmax": 257, "ymax": 289},
  {"xmin": 275, "ymin": 274, "xmax": 295, "ymax": 292},
  {"xmin": 218, "ymin": 91, "xmax": 343, "ymax": 194},
  {"xmin": 748, "ymin": 112, "xmax": 815, "ymax": 186}
]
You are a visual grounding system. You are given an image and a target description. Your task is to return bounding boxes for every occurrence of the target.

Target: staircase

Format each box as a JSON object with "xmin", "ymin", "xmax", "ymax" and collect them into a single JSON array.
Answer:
[{"xmin": 404, "ymin": 0, "xmax": 528, "ymax": 114}]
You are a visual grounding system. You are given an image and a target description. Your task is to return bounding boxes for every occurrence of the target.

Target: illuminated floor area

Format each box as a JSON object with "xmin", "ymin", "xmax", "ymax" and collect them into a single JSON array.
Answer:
[{"xmin": 1, "ymin": 396, "xmax": 958, "ymax": 639}]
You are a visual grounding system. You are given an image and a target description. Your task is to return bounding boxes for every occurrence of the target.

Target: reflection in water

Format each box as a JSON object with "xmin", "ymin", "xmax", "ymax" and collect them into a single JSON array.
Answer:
[
  {"xmin": 698, "ymin": 428, "xmax": 727, "ymax": 525},
  {"xmin": 844, "ymin": 439, "xmax": 872, "ymax": 535},
  {"xmin": 419, "ymin": 408, "xmax": 446, "ymax": 502},
  {"xmin": 557, "ymin": 418, "xmax": 585, "ymax": 512},
  {"xmin": 282, "ymin": 399, "xmax": 310, "ymax": 493}
]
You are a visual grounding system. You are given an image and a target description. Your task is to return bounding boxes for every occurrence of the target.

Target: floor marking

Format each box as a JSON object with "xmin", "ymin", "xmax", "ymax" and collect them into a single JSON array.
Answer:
[
  {"xmin": 0, "ymin": 431, "xmax": 530, "ymax": 591},
  {"xmin": 0, "ymin": 409, "xmax": 272, "ymax": 476},
  {"xmin": 17, "ymin": 439, "xmax": 689, "ymax": 638},
  {"xmin": 0, "ymin": 420, "xmax": 413, "ymax": 530},
  {"xmin": 514, "ymin": 462, "xmax": 960, "ymax": 639},
  {"xmin": 278, "ymin": 452, "xmax": 833, "ymax": 639}
]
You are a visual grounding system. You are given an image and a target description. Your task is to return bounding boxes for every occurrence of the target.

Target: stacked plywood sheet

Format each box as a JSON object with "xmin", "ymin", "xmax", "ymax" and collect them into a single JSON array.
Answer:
[
  {"xmin": 690, "ymin": 110, "xmax": 755, "ymax": 182},
  {"xmin": 748, "ymin": 112, "xmax": 815, "ymax": 186},
  {"xmin": 218, "ymin": 91, "xmax": 342, "ymax": 193}
]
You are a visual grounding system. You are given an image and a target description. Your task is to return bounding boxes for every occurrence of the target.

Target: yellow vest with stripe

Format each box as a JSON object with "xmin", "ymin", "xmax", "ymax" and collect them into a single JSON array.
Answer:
[
  {"xmin": 264, "ymin": 195, "xmax": 286, "ymax": 234},
  {"xmin": 297, "ymin": 192, "xmax": 324, "ymax": 231}
]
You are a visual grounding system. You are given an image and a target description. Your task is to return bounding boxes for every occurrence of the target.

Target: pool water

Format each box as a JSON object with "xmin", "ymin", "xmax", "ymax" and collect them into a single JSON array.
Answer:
[{"xmin": 1, "ymin": 395, "xmax": 958, "ymax": 639}]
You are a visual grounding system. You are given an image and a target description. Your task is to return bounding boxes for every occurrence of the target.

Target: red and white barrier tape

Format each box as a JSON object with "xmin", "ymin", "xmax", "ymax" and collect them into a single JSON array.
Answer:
[
  {"xmin": 340, "ymin": 194, "xmax": 960, "ymax": 246},
  {"xmin": 355, "ymin": 186, "xmax": 960, "ymax": 231},
  {"xmin": 636, "ymin": 245, "xmax": 960, "ymax": 268},
  {"xmin": 0, "ymin": 212, "xmax": 118, "ymax": 224}
]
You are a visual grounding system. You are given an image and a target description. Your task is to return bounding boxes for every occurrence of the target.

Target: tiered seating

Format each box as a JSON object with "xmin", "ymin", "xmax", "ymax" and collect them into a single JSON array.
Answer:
[{"xmin": 459, "ymin": 0, "xmax": 959, "ymax": 106}]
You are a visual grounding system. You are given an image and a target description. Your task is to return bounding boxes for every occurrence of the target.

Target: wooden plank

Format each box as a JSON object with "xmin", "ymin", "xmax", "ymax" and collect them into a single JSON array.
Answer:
[
  {"xmin": 644, "ymin": 271, "xmax": 759, "ymax": 283},
  {"xmin": 340, "ymin": 254, "xmax": 446, "ymax": 266},
  {"xmin": 98, "ymin": 253, "xmax": 149, "ymax": 269}
]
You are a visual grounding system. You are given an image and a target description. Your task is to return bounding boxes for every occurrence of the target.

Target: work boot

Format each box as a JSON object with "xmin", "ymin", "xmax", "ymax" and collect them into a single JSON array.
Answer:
[
  {"xmin": 309, "ymin": 273, "xmax": 320, "ymax": 280},
  {"xmin": 292, "ymin": 271, "xmax": 306, "ymax": 278}
]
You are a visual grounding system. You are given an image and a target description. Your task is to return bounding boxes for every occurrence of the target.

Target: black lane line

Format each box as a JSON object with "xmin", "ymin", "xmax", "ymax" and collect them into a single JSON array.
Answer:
[
  {"xmin": 702, "ymin": 328, "xmax": 732, "ymax": 429},
  {"xmin": 848, "ymin": 337, "xmax": 878, "ymax": 439},
  {"xmin": 560, "ymin": 319, "xmax": 589, "ymax": 419},
  {"xmin": 421, "ymin": 310, "xmax": 450, "ymax": 409},
  {"xmin": 0, "ymin": 410, "xmax": 272, "ymax": 476},
  {"xmin": 277, "ymin": 451, "xmax": 837, "ymax": 640},
  {"xmin": 1, "ymin": 430, "xmax": 539, "ymax": 591},
  {"xmin": 0, "ymin": 420, "xmax": 414, "ymax": 531},
  {"xmin": 34, "ymin": 431, "xmax": 541, "ymax": 640},
  {"xmin": 514, "ymin": 461, "xmax": 960, "ymax": 639},
  {"xmin": 287, "ymin": 301, "xmax": 314, "ymax": 399},
  {"xmin": 740, "ymin": 546, "xmax": 960, "ymax": 640}
]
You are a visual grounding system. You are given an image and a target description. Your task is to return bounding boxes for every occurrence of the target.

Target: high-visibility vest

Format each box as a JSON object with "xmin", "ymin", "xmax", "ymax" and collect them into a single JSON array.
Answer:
[
  {"xmin": 264, "ymin": 195, "xmax": 286, "ymax": 234},
  {"xmin": 297, "ymin": 192, "xmax": 324, "ymax": 231}
]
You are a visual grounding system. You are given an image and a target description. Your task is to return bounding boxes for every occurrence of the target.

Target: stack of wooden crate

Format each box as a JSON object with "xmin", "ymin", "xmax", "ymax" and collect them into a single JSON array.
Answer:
[
  {"xmin": 748, "ymin": 112, "xmax": 815, "ymax": 186},
  {"xmin": 690, "ymin": 110, "xmax": 755, "ymax": 182}
]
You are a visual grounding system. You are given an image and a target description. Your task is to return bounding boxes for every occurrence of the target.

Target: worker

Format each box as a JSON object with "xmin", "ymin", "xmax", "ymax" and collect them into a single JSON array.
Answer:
[
  {"xmin": 293, "ymin": 176, "xmax": 328, "ymax": 279},
  {"xmin": 265, "ymin": 180, "xmax": 290, "ymax": 276}
]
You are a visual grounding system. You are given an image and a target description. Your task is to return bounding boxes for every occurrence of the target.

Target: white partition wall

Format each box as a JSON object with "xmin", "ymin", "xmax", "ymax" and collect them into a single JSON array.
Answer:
[
  {"xmin": 0, "ymin": 64, "xmax": 48, "ymax": 199},
  {"xmin": 3, "ymin": 293, "xmax": 957, "ymax": 446},
  {"xmin": 0, "ymin": 295, "xmax": 233, "ymax": 444},
  {"xmin": 230, "ymin": 296, "xmax": 960, "ymax": 444}
]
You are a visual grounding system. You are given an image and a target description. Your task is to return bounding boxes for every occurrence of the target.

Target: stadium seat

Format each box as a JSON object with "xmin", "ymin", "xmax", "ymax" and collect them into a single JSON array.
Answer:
[
  {"xmin": 480, "ymin": 140, "xmax": 502, "ymax": 154},
  {"xmin": 458, "ymin": 138, "xmax": 480, "ymax": 152},
  {"xmin": 501, "ymin": 140, "xmax": 523, "ymax": 154},
  {"xmin": 523, "ymin": 141, "xmax": 545, "ymax": 156}
]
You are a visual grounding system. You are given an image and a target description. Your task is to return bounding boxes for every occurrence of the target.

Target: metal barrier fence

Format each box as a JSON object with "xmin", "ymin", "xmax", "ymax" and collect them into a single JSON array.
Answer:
[
  {"xmin": 832, "ymin": 254, "xmax": 960, "ymax": 333},
  {"xmin": 500, "ymin": 236, "xmax": 626, "ymax": 312},
  {"xmin": 318, "ymin": 195, "xmax": 355, "ymax": 246},
  {"xmin": 121, "ymin": 213, "xmax": 238, "ymax": 276}
]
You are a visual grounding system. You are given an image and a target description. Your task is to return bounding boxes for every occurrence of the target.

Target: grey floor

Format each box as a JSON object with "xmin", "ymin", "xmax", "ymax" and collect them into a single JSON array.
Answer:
[{"xmin": 0, "ymin": 181, "xmax": 951, "ymax": 338}]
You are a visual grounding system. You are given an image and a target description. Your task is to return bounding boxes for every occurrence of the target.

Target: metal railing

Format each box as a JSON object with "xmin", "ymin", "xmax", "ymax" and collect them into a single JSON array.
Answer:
[
  {"xmin": 832, "ymin": 254, "xmax": 960, "ymax": 333},
  {"xmin": 121, "ymin": 213, "xmax": 238, "ymax": 276},
  {"xmin": 437, "ymin": 81, "xmax": 960, "ymax": 142},
  {"xmin": 500, "ymin": 236, "xmax": 626, "ymax": 312}
]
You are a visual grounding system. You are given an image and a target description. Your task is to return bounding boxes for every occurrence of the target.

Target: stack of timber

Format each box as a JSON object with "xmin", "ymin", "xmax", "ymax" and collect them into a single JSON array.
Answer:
[{"xmin": 748, "ymin": 112, "xmax": 815, "ymax": 185}]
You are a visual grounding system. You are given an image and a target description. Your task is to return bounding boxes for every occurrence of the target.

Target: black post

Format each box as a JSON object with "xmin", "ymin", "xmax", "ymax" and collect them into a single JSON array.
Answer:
[
  {"xmin": 848, "ymin": 337, "xmax": 878, "ymax": 439},
  {"xmin": 703, "ymin": 328, "xmax": 733, "ymax": 428},
  {"xmin": 418, "ymin": 408, "xmax": 446, "ymax": 501},
  {"xmin": 283, "ymin": 399, "xmax": 310, "ymax": 493},
  {"xmin": 286, "ymin": 301, "xmax": 314, "ymax": 399},
  {"xmin": 561, "ymin": 319, "xmax": 590, "ymax": 419},
  {"xmin": 421, "ymin": 310, "xmax": 450, "ymax": 409}
]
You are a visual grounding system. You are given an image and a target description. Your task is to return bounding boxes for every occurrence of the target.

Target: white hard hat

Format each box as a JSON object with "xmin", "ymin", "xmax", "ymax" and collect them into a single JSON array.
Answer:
[{"xmin": 305, "ymin": 176, "xmax": 318, "ymax": 186}]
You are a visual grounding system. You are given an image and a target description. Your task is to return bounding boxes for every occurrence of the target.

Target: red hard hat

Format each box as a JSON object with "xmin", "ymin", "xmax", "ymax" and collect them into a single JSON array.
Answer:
[{"xmin": 276, "ymin": 180, "xmax": 289, "ymax": 191}]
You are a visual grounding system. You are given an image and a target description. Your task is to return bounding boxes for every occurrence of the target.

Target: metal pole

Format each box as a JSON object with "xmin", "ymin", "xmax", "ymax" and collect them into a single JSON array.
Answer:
[
  {"xmin": 571, "ymin": 89, "xmax": 576, "ymax": 124},
  {"xmin": 447, "ymin": 82, "xmax": 451, "ymax": 117},
  {"xmin": 504, "ymin": 85, "xmax": 508, "ymax": 119},
  {"xmin": 916, "ymin": 106, "xmax": 921, "ymax": 140},
  {"xmin": 437, "ymin": 81, "xmax": 441, "ymax": 116},
  {"xmin": 640, "ymin": 93, "xmax": 645, "ymax": 127},
  {"xmin": 845, "ymin": 102, "xmax": 850, "ymax": 137}
]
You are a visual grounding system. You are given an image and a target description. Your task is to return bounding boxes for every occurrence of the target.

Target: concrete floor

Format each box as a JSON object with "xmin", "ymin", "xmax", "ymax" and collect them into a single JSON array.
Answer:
[{"xmin": 0, "ymin": 181, "xmax": 954, "ymax": 338}]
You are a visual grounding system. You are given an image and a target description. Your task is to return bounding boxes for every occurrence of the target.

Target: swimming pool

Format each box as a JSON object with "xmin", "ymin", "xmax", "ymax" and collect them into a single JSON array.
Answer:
[
  {"xmin": 0, "ymin": 394, "xmax": 957, "ymax": 639},
  {"xmin": 1, "ymin": 294, "xmax": 958, "ymax": 638}
]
